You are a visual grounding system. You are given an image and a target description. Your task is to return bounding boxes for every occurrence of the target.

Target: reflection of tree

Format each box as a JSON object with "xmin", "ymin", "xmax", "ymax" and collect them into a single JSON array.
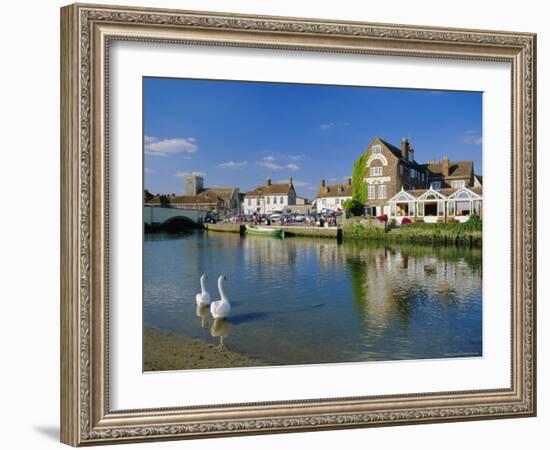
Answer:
[
  {"xmin": 341, "ymin": 240, "xmax": 482, "ymax": 333},
  {"xmin": 347, "ymin": 258, "xmax": 369, "ymax": 320}
]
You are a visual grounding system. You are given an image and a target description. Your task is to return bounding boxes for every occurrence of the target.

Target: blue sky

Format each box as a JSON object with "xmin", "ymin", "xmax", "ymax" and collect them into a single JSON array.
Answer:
[{"xmin": 143, "ymin": 77, "xmax": 482, "ymax": 198}]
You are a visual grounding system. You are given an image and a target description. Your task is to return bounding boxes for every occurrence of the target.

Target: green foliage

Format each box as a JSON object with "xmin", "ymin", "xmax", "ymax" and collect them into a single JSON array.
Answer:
[
  {"xmin": 343, "ymin": 223, "xmax": 386, "ymax": 240},
  {"xmin": 351, "ymin": 153, "xmax": 368, "ymax": 205},
  {"xmin": 342, "ymin": 216, "xmax": 482, "ymax": 247},
  {"xmin": 343, "ymin": 199, "xmax": 364, "ymax": 216}
]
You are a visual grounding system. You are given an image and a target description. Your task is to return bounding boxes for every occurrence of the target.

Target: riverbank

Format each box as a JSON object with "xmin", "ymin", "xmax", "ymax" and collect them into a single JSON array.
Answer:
[
  {"xmin": 143, "ymin": 326, "xmax": 264, "ymax": 371},
  {"xmin": 204, "ymin": 223, "xmax": 339, "ymax": 238},
  {"xmin": 343, "ymin": 216, "xmax": 482, "ymax": 247}
]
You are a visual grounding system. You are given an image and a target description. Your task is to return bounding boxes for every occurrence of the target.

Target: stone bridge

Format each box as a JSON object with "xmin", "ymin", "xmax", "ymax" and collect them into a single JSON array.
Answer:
[{"xmin": 144, "ymin": 206, "xmax": 205, "ymax": 230}]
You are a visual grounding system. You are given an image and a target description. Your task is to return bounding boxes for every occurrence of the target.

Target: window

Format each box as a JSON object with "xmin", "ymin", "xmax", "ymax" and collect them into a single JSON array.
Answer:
[
  {"xmin": 267, "ymin": 196, "xmax": 271, "ymax": 204},
  {"xmin": 368, "ymin": 185, "xmax": 376, "ymax": 200},
  {"xmin": 256, "ymin": 198, "xmax": 260, "ymax": 206},
  {"xmin": 431, "ymin": 181, "xmax": 442, "ymax": 189},
  {"xmin": 451, "ymin": 180, "xmax": 465, "ymax": 189},
  {"xmin": 372, "ymin": 145, "xmax": 381, "ymax": 154},
  {"xmin": 378, "ymin": 185, "xmax": 387, "ymax": 199},
  {"xmin": 280, "ymin": 197, "xmax": 284, "ymax": 204},
  {"xmin": 370, "ymin": 167, "xmax": 383, "ymax": 177},
  {"xmin": 411, "ymin": 168, "xmax": 416, "ymax": 178},
  {"xmin": 399, "ymin": 165, "xmax": 403, "ymax": 175},
  {"xmin": 274, "ymin": 196, "xmax": 277, "ymax": 204},
  {"xmin": 247, "ymin": 198, "xmax": 251, "ymax": 206}
]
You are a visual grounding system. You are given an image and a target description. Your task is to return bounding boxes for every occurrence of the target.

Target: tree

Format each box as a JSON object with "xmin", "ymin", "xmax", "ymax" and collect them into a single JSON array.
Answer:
[
  {"xmin": 351, "ymin": 153, "xmax": 368, "ymax": 205},
  {"xmin": 343, "ymin": 199, "xmax": 364, "ymax": 216}
]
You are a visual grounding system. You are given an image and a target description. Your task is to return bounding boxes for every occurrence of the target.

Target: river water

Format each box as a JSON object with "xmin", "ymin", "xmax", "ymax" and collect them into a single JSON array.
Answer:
[{"xmin": 144, "ymin": 230, "xmax": 482, "ymax": 368}]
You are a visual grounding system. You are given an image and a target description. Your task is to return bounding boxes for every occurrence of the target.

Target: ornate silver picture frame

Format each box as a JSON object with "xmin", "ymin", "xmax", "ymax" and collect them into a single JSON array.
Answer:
[{"xmin": 60, "ymin": 3, "xmax": 536, "ymax": 446}]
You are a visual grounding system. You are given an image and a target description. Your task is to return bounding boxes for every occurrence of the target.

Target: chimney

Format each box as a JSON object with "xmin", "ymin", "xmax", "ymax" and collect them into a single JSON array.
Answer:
[
  {"xmin": 289, "ymin": 176, "xmax": 293, "ymax": 185},
  {"xmin": 321, "ymin": 179, "xmax": 326, "ymax": 187},
  {"xmin": 401, "ymin": 138, "xmax": 409, "ymax": 160},
  {"xmin": 410, "ymin": 147, "xmax": 415, "ymax": 161},
  {"xmin": 442, "ymin": 156, "xmax": 449, "ymax": 177},
  {"xmin": 347, "ymin": 177, "xmax": 352, "ymax": 185},
  {"xmin": 266, "ymin": 177, "xmax": 272, "ymax": 186}
]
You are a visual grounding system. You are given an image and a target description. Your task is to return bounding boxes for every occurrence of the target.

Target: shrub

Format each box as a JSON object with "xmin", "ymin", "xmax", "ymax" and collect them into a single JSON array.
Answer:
[{"xmin": 343, "ymin": 199, "xmax": 365, "ymax": 216}]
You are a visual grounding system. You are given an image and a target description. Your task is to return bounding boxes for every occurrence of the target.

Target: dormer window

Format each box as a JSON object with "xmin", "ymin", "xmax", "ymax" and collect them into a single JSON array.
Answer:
[{"xmin": 372, "ymin": 145, "xmax": 381, "ymax": 154}]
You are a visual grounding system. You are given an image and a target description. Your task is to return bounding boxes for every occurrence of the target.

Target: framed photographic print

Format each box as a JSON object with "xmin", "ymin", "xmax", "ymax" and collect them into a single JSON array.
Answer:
[{"xmin": 60, "ymin": 3, "xmax": 537, "ymax": 446}]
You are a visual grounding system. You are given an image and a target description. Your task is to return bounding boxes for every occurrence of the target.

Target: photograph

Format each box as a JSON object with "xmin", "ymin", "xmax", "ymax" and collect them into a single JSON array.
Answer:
[{"xmin": 142, "ymin": 78, "xmax": 484, "ymax": 372}]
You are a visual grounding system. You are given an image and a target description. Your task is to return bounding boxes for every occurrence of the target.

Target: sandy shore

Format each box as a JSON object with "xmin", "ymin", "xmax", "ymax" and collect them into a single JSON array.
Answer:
[{"xmin": 144, "ymin": 326, "xmax": 264, "ymax": 371}]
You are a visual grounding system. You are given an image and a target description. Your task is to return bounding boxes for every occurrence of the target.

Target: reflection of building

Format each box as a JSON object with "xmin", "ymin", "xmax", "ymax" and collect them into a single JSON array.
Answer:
[
  {"xmin": 145, "ymin": 174, "xmax": 240, "ymax": 217},
  {"xmin": 343, "ymin": 244, "xmax": 482, "ymax": 332},
  {"xmin": 353, "ymin": 136, "xmax": 482, "ymax": 222},
  {"xmin": 244, "ymin": 177, "xmax": 297, "ymax": 214},
  {"xmin": 315, "ymin": 179, "xmax": 352, "ymax": 211}
]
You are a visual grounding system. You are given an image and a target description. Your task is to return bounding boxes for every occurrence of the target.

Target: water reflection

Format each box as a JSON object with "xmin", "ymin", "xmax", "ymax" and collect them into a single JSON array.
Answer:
[
  {"xmin": 195, "ymin": 304, "xmax": 210, "ymax": 329},
  {"xmin": 144, "ymin": 231, "xmax": 482, "ymax": 366},
  {"xmin": 210, "ymin": 318, "xmax": 231, "ymax": 348}
]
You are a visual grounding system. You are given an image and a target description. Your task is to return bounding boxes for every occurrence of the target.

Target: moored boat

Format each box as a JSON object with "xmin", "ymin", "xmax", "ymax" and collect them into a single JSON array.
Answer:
[{"xmin": 245, "ymin": 225, "xmax": 285, "ymax": 238}]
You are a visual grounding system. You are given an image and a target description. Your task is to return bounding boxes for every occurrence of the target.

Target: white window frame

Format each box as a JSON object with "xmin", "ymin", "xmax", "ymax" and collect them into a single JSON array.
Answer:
[
  {"xmin": 431, "ymin": 181, "xmax": 442, "ymax": 189},
  {"xmin": 368, "ymin": 185, "xmax": 376, "ymax": 200},
  {"xmin": 451, "ymin": 180, "xmax": 466, "ymax": 189},
  {"xmin": 378, "ymin": 185, "xmax": 387, "ymax": 199},
  {"xmin": 370, "ymin": 167, "xmax": 383, "ymax": 177},
  {"xmin": 372, "ymin": 145, "xmax": 381, "ymax": 154}
]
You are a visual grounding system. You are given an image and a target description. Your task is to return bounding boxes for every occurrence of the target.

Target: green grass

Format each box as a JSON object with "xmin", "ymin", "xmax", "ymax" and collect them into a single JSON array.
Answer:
[{"xmin": 343, "ymin": 214, "xmax": 482, "ymax": 247}]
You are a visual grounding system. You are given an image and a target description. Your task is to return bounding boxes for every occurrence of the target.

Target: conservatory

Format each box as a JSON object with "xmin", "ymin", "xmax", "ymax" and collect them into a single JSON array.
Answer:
[{"xmin": 387, "ymin": 187, "xmax": 482, "ymax": 224}]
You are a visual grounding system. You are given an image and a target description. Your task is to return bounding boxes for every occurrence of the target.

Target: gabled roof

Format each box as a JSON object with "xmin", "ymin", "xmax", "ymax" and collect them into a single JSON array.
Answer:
[
  {"xmin": 388, "ymin": 189, "xmax": 417, "ymax": 202},
  {"xmin": 448, "ymin": 186, "xmax": 483, "ymax": 199},
  {"xmin": 245, "ymin": 183, "xmax": 293, "ymax": 197},
  {"xmin": 316, "ymin": 183, "xmax": 353, "ymax": 199},
  {"xmin": 422, "ymin": 160, "xmax": 473, "ymax": 179},
  {"xmin": 202, "ymin": 187, "xmax": 236, "ymax": 201},
  {"xmin": 372, "ymin": 137, "xmax": 424, "ymax": 169}
]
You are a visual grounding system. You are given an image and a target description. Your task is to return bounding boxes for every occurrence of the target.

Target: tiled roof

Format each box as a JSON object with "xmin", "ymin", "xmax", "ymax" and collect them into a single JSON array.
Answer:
[
  {"xmin": 170, "ymin": 191, "xmax": 223, "ymax": 206},
  {"xmin": 203, "ymin": 188, "xmax": 235, "ymax": 201},
  {"xmin": 376, "ymin": 137, "xmax": 424, "ymax": 169},
  {"xmin": 422, "ymin": 160, "xmax": 473, "ymax": 178},
  {"xmin": 316, "ymin": 183, "xmax": 353, "ymax": 198},
  {"xmin": 245, "ymin": 183, "xmax": 292, "ymax": 196}
]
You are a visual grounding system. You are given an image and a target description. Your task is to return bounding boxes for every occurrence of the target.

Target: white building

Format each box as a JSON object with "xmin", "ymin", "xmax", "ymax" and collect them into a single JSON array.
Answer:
[
  {"xmin": 387, "ymin": 186, "xmax": 483, "ymax": 224},
  {"xmin": 315, "ymin": 179, "xmax": 353, "ymax": 211},
  {"xmin": 243, "ymin": 177, "xmax": 297, "ymax": 215}
]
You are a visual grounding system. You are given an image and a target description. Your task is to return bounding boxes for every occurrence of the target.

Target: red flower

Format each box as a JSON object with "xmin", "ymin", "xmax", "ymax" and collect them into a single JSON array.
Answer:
[
  {"xmin": 377, "ymin": 214, "xmax": 388, "ymax": 222},
  {"xmin": 401, "ymin": 217, "xmax": 411, "ymax": 225}
]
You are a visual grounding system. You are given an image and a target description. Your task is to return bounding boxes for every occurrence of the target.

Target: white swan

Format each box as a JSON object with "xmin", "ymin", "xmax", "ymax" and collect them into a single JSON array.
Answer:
[
  {"xmin": 210, "ymin": 275, "xmax": 231, "ymax": 319},
  {"xmin": 195, "ymin": 274, "xmax": 211, "ymax": 306}
]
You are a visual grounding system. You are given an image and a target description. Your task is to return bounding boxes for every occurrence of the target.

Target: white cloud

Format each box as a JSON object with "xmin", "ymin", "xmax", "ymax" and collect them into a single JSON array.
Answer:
[
  {"xmin": 145, "ymin": 137, "xmax": 198, "ymax": 156},
  {"xmin": 257, "ymin": 161, "xmax": 283, "ymax": 170},
  {"xmin": 288, "ymin": 155, "xmax": 303, "ymax": 161},
  {"xmin": 464, "ymin": 131, "xmax": 482, "ymax": 145},
  {"xmin": 218, "ymin": 160, "xmax": 248, "ymax": 169},
  {"xmin": 144, "ymin": 167, "xmax": 155, "ymax": 174},
  {"xmin": 175, "ymin": 171, "xmax": 205, "ymax": 178},
  {"xmin": 257, "ymin": 161, "xmax": 299, "ymax": 171},
  {"xmin": 263, "ymin": 156, "xmax": 276, "ymax": 161}
]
